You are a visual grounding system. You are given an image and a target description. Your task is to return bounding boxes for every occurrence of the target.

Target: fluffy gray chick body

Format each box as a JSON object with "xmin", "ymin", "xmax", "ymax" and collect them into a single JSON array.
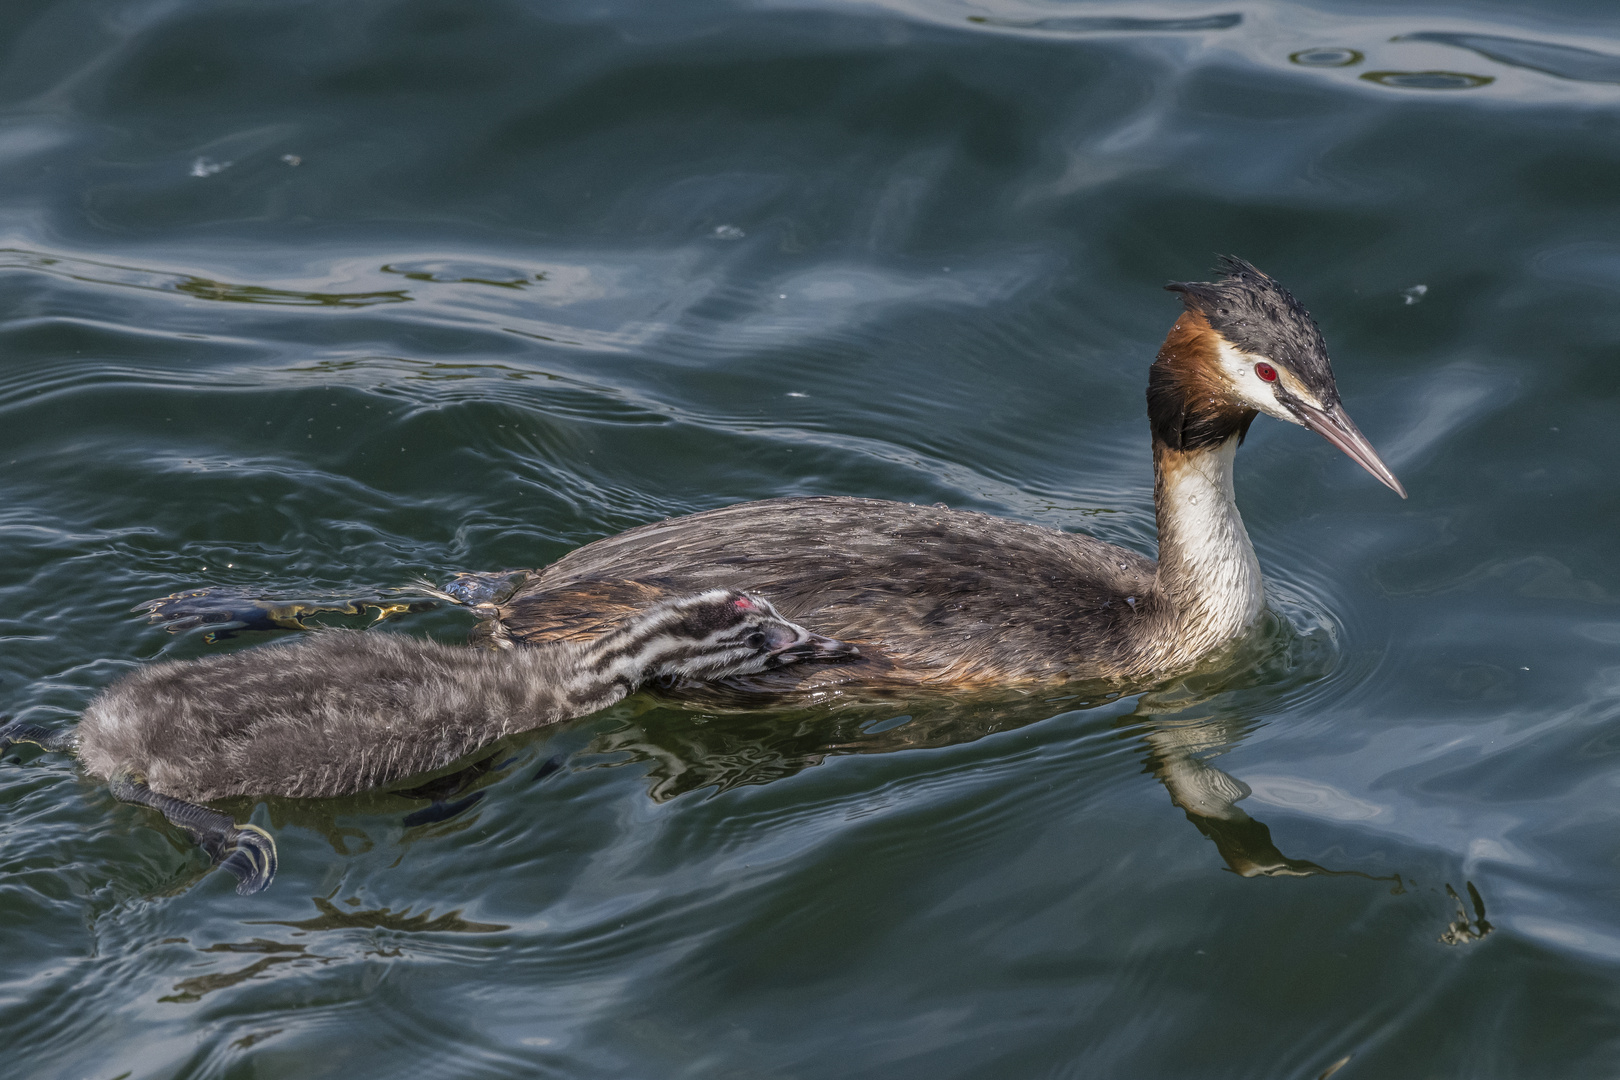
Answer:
[{"xmin": 77, "ymin": 589, "xmax": 851, "ymax": 802}]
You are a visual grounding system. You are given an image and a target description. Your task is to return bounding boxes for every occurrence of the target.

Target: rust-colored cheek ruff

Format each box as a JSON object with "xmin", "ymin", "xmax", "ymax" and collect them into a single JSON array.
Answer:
[{"xmin": 1146, "ymin": 311, "xmax": 1256, "ymax": 453}]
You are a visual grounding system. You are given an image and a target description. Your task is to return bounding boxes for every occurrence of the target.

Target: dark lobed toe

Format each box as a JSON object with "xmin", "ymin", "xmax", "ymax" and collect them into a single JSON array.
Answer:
[
  {"xmin": 137, "ymin": 589, "xmax": 288, "ymax": 633},
  {"xmin": 218, "ymin": 825, "xmax": 278, "ymax": 895}
]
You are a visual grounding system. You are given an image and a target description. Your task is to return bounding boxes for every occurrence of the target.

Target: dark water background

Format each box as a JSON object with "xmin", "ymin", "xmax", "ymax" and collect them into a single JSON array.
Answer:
[{"xmin": 4, "ymin": 0, "xmax": 1620, "ymax": 1076}]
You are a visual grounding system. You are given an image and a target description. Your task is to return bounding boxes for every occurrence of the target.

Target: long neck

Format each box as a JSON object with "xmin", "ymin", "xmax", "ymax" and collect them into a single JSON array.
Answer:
[
  {"xmin": 474, "ymin": 612, "xmax": 698, "ymax": 740},
  {"xmin": 1150, "ymin": 434, "xmax": 1266, "ymax": 662},
  {"xmin": 503, "ymin": 632, "xmax": 647, "ymax": 726}
]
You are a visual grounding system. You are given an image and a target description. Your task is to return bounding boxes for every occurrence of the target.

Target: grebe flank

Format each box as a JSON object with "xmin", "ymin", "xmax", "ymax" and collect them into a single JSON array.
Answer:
[
  {"xmin": 0, "ymin": 589, "xmax": 855, "ymax": 893},
  {"xmin": 472, "ymin": 257, "xmax": 1404, "ymax": 690}
]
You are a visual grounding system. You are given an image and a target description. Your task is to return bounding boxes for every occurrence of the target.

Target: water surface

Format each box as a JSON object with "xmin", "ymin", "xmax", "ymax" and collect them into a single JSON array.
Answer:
[{"xmin": 4, "ymin": 1, "xmax": 1620, "ymax": 1076}]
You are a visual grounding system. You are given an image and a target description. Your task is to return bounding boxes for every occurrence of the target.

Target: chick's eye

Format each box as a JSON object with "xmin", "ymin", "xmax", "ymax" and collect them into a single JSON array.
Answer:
[
  {"xmin": 745, "ymin": 632, "xmax": 767, "ymax": 649},
  {"xmin": 1254, "ymin": 362, "xmax": 1278, "ymax": 383}
]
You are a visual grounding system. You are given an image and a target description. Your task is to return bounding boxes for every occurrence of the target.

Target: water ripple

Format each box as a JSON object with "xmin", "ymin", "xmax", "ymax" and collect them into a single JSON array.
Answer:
[
  {"xmin": 966, "ymin": 13, "xmax": 1242, "ymax": 34},
  {"xmin": 1399, "ymin": 31, "xmax": 1620, "ymax": 84},
  {"xmin": 3, "ymin": 0, "xmax": 1619, "ymax": 1074}
]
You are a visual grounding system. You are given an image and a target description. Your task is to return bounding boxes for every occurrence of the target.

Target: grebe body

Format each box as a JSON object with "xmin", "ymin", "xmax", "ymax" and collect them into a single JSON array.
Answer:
[{"xmin": 479, "ymin": 258, "xmax": 1405, "ymax": 691}]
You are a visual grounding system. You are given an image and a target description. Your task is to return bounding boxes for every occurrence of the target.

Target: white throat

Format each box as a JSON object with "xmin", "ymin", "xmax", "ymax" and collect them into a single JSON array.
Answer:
[{"xmin": 1153, "ymin": 435, "xmax": 1266, "ymax": 658}]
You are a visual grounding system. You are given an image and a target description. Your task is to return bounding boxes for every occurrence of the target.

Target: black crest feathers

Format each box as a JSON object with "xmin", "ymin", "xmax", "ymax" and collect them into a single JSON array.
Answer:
[{"xmin": 1163, "ymin": 255, "xmax": 1340, "ymax": 406}]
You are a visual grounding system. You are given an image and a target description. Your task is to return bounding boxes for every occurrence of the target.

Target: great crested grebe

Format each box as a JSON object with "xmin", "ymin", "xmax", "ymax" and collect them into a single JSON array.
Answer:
[
  {"xmin": 464, "ymin": 257, "xmax": 1404, "ymax": 691},
  {"xmin": 0, "ymin": 590, "xmax": 855, "ymax": 893}
]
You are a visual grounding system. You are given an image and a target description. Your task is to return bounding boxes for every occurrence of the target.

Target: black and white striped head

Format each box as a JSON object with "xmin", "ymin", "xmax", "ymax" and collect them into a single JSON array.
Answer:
[{"xmin": 591, "ymin": 589, "xmax": 858, "ymax": 685}]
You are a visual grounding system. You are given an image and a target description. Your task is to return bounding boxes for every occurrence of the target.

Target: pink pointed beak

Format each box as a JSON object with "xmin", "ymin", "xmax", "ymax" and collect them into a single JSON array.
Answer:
[{"xmin": 1291, "ymin": 400, "xmax": 1407, "ymax": 499}]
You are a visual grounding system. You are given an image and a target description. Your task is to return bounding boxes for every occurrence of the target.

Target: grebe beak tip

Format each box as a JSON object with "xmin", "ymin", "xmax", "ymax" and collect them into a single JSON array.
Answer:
[{"xmin": 1294, "ymin": 401, "xmax": 1406, "ymax": 500}]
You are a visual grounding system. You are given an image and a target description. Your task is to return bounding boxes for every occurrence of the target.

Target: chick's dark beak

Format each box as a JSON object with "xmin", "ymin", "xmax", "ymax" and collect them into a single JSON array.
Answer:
[
  {"xmin": 1289, "ymin": 398, "xmax": 1407, "ymax": 499},
  {"xmin": 764, "ymin": 624, "xmax": 861, "ymax": 666}
]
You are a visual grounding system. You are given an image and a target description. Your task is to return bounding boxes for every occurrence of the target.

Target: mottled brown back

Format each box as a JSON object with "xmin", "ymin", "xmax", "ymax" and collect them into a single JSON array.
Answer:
[{"xmin": 496, "ymin": 497, "xmax": 1166, "ymax": 688}]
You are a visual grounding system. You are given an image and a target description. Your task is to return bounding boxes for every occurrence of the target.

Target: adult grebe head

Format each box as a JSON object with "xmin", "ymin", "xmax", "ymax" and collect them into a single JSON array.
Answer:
[{"xmin": 1153, "ymin": 255, "xmax": 1406, "ymax": 498}]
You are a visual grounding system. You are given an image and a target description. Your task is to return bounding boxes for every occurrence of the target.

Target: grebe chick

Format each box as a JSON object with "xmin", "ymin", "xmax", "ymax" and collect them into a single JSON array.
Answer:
[
  {"xmin": 473, "ymin": 257, "xmax": 1406, "ymax": 690},
  {"xmin": 0, "ymin": 589, "xmax": 855, "ymax": 894}
]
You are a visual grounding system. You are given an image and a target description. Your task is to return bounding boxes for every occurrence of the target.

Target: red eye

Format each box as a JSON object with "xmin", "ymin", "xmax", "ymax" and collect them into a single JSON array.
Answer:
[{"xmin": 1254, "ymin": 362, "xmax": 1278, "ymax": 382}]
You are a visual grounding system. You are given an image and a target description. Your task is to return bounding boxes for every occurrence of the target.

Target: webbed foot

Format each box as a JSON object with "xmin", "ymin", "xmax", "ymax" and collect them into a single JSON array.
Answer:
[
  {"xmin": 137, "ymin": 587, "xmax": 437, "ymax": 642},
  {"xmin": 0, "ymin": 719, "xmax": 74, "ymax": 756},
  {"xmin": 109, "ymin": 777, "xmax": 279, "ymax": 894},
  {"xmin": 214, "ymin": 825, "xmax": 278, "ymax": 895}
]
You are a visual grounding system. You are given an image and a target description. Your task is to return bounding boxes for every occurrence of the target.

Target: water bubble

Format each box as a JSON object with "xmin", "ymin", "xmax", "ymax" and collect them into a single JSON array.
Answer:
[
  {"xmin": 1403, "ymin": 284, "xmax": 1428, "ymax": 305},
  {"xmin": 712, "ymin": 224, "xmax": 745, "ymax": 240},
  {"xmin": 190, "ymin": 157, "xmax": 230, "ymax": 177},
  {"xmin": 1361, "ymin": 70, "xmax": 1494, "ymax": 90},
  {"xmin": 1290, "ymin": 48, "xmax": 1363, "ymax": 68}
]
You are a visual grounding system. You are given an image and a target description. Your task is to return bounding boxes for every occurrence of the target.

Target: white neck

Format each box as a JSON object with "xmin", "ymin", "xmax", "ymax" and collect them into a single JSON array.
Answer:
[{"xmin": 1152, "ymin": 435, "xmax": 1266, "ymax": 663}]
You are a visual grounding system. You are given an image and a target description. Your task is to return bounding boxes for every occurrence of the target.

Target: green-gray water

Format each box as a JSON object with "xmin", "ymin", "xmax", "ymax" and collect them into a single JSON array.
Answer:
[{"xmin": 4, "ymin": 1, "xmax": 1620, "ymax": 1075}]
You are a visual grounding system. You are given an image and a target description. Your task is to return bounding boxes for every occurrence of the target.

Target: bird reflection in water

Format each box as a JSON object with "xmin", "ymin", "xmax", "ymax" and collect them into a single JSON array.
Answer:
[
  {"xmin": 575, "ymin": 640, "xmax": 1396, "ymax": 887},
  {"xmin": 1139, "ymin": 713, "xmax": 1369, "ymax": 880}
]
